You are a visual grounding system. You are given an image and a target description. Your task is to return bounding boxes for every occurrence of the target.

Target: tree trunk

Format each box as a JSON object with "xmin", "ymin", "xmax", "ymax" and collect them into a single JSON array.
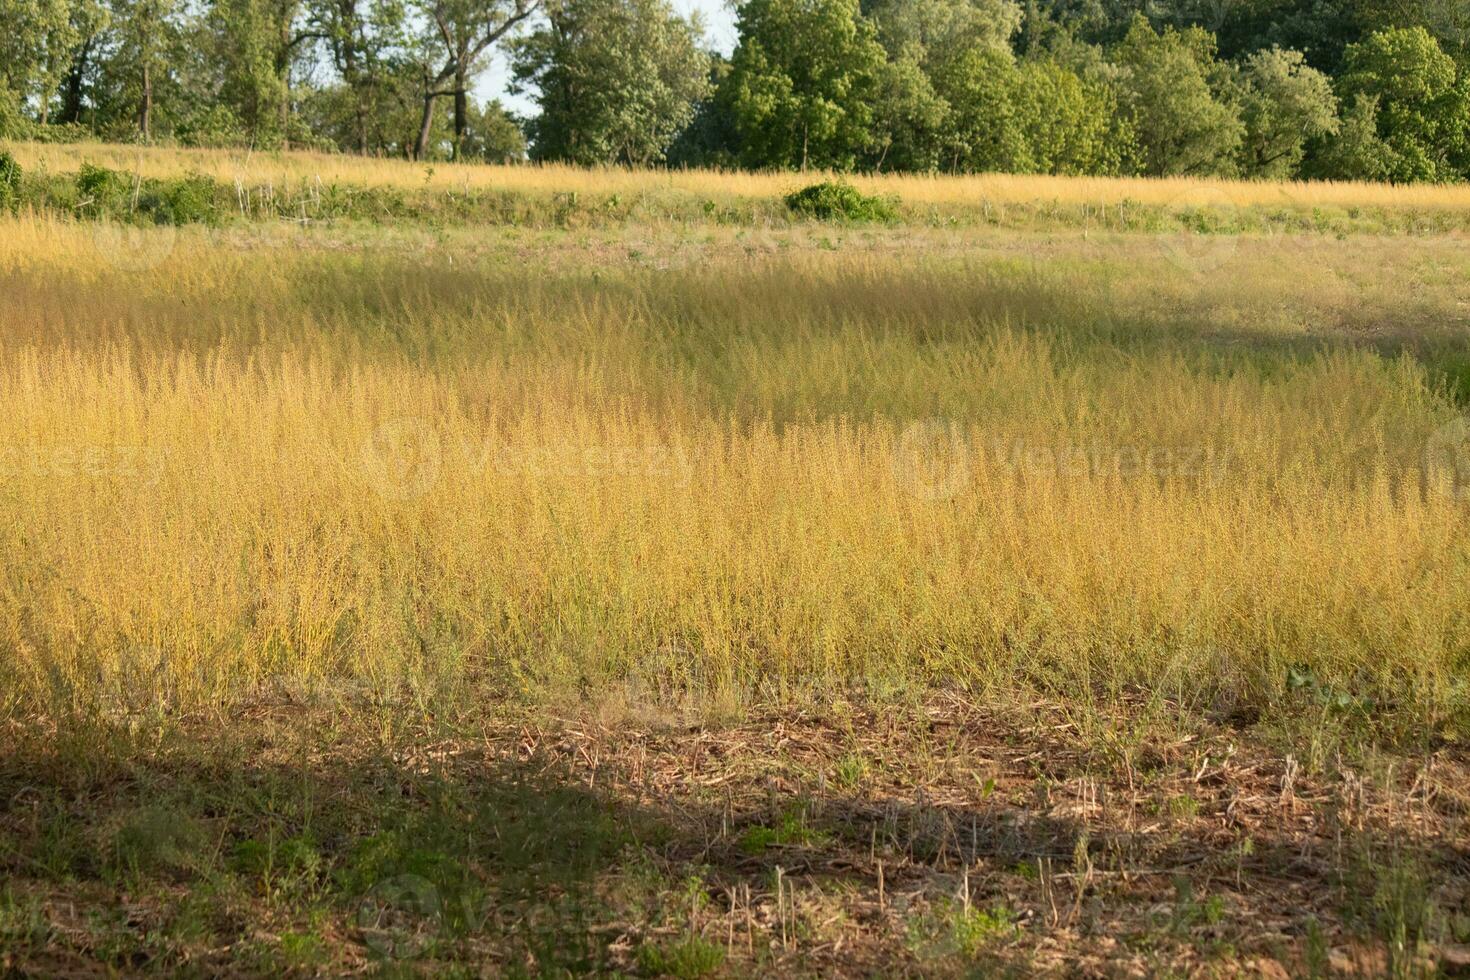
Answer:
[
  {"xmin": 414, "ymin": 94, "xmax": 438, "ymax": 161},
  {"xmin": 60, "ymin": 37, "xmax": 94, "ymax": 124},
  {"xmin": 452, "ymin": 70, "xmax": 468, "ymax": 161},
  {"xmin": 139, "ymin": 64, "xmax": 152, "ymax": 140},
  {"xmin": 280, "ymin": 87, "xmax": 291, "ymax": 150}
]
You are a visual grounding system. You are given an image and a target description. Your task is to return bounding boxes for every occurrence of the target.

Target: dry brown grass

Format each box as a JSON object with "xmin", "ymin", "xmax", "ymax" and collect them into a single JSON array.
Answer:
[
  {"xmin": 1, "ymin": 216, "xmax": 1467, "ymax": 733},
  {"xmin": 3, "ymin": 167, "xmax": 1470, "ymax": 977},
  {"xmin": 13, "ymin": 139, "xmax": 1470, "ymax": 211}
]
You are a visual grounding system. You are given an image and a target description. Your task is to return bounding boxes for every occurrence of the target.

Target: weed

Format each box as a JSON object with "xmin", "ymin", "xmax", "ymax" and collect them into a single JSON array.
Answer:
[
  {"xmin": 739, "ymin": 810, "xmax": 829, "ymax": 854},
  {"xmin": 784, "ymin": 181, "xmax": 897, "ymax": 223},
  {"xmin": 636, "ymin": 935, "xmax": 727, "ymax": 978}
]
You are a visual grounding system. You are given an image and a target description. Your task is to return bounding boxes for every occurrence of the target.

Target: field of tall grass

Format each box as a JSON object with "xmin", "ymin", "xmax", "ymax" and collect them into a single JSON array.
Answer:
[
  {"xmin": 7, "ymin": 148, "xmax": 1470, "ymax": 976},
  {"xmin": 2, "ymin": 207, "xmax": 1468, "ymax": 738}
]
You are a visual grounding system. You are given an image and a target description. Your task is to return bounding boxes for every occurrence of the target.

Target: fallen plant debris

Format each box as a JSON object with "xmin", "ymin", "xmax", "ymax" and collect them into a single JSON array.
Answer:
[{"xmin": 2, "ymin": 692, "xmax": 1466, "ymax": 976}]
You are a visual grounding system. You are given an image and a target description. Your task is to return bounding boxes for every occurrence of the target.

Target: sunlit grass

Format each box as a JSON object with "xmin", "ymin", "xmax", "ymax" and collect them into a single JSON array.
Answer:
[
  {"xmin": 1, "ymin": 213, "xmax": 1467, "ymax": 735},
  {"xmin": 12, "ymin": 139, "xmax": 1470, "ymax": 212}
]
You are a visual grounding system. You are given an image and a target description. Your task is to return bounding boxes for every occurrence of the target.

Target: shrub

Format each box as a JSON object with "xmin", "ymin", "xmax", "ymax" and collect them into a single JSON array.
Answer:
[
  {"xmin": 784, "ymin": 180, "xmax": 897, "ymax": 223},
  {"xmin": 144, "ymin": 172, "xmax": 222, "ymax": 225},
  {"xmin": 0, "ymin": 151, "xmax": 20, "ymax": 208},
  {"xmin": 75, "ymin": 163, "xmax": 130, "ymax": 215}
]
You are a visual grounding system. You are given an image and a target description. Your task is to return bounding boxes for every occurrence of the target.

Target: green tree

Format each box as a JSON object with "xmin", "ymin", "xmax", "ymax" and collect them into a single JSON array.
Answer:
[
  {"xmin": 1014, "ymin": 58, "xmax": 1125, "ymax": 174},
  {"xmin": 930, "ymin": 45, "xmax": 1026, "ymax": 171},
  {"xmin": 1111, "ymin": 15, "xmax": 1245, "ymax": 175},
  {"xmin": 305, "ymin": 0, "xmax": 408, "ymax": 153},
  {"xmin": 457, "ymin": 98, "xmax": 526, "ymax": 160},
  {"xmin": 865, "ymin": 0, "xmax": 1022, "ymax": 59},
  {"xmin": 863, "ymin": 0, "xmax": 1023, "ymax": 172},
  {"xmin": 0, "ymin": 0, "xmax": 83, "ymax": 125},
  {"xmin": 667, "ymin": 54, "xmax": 740, "ymax": 168},
  {"xmin": 56, "ymin": 0, "xmax": 111, "ymax": 125},
  {"xmin": 101, "ymin": 0, "xmax": 180, "ymax": 140},
  {"xmin": 1233, "ymin": 46, "xmax": 1339, "ymax": 177},
  {"xmin": 206, "ymin": 0, "xmax": 312, "ymax": 146},
  {"xmin": 513, "ymin": 0, "xmax": 711, "ymax": 166},
  {"xmin": 410, "ymin": 0, "xmax": 538, "ymax": 160},
  {"xmin": 870, "ymin": 47, "xmax": 949, "ymax": 171},
  {"xmin": 1338, "ymin": 26, "xmax": 1468, "ymax": 181},
  {"xmin": 1304, "ymin": 92, "xmax": 1393, "ymax": 178},
  {"xmin": 723, "ymin": 0, "xmax": 886, "ymax": 171}
]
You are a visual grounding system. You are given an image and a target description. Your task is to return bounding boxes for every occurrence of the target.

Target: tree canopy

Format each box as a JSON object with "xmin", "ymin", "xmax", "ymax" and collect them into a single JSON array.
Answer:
[{"xmin": 2, "ymin": 0, "xmax": 1468, "ymax": 182}]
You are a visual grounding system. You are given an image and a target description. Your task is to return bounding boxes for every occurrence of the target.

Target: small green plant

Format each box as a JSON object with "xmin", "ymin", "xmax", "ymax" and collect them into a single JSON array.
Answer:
[
  {"xmin": 1168, "ymin": 876, "xmax": 1225, "ymax": 933},
  {"xmin": 0, "ymin": 150, "xmax": 20, "ymax": 208},
  {"xmin": 1167, "ymin": 793, "xmax": 1200, "ymax": 819},
  {"xmin": 833, "ymin": 752, "xmax": 869, "ymax": 790},
  {"xmin": 636, "ymin": 935, "xmax": 726, "ymax": 978},
  {"xmin": 951, "ymin": 904, "xmax": 1017, "ymax": 957},
  {"xmin": 738, "ymin": 809, "xmax": 829, "ymax": 854},
  {"xmin": 906, "ymin": 898, "xmax": 1017, "ymax": 960},
  {"xmin": 0, "ymin": 886, "xmax": 49, "ymax": 946},
  {"xmin": 149, "ymin": 172, "xmax": 222, "ymax": 225},
  {"xmin": 784, "ymin": 181, "xmax": 897, "ymax": 223}
]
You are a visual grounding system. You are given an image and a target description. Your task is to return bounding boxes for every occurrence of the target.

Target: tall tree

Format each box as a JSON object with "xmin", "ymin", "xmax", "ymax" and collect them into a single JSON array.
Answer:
[
  {"xmin": 306, "ymin": 0, "xmax": 407, "ymax": 153},
  {"xmin": 57, "ymin": 0, "xmax": 111, "ymax": 125},
  {"xmin": 864, "ymin": 0, "xmax": 1023, "ymax": 171},
  {"xmin": 513, "ymin": 0, "xmax": 711, "ymax": 166},
  {"xmin": 106, "ymin": 0, "xmax": 179, "ymax": 138},
  {"xmin": 1232, "ymin": 46, "xmax": 1339, "ymax": 177},
  {"xmin": 1338, "ymin": 25, "xmax": 1469, "ymax": 180},
  {"xmin": 0, "ymin": 0, "xmax": 84, "ymax": 124},
  {"xmin": 207, "ymin": 0, "xmax": 312, "ymax": 146},
  {"xmin": 1111, "ymin": 15, "xmax": 1245, "ymax": 174},
  {"xmin": 410, "ymin": 0, "xmax": 539, "ymax": 160},
  {"xmin": 723, "ymin": 0, "xmax": 887, "ymax": 171}
]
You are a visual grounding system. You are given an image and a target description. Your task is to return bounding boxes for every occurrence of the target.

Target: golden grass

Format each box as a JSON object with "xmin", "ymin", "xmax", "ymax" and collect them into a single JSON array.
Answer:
[
  {"xmin": 13, "ymin": 139, "xmax": 1470, "ymax": 211},
  {"xmin": 1, "ymin": 214, "xmax": 1468, "ymax": 730}
]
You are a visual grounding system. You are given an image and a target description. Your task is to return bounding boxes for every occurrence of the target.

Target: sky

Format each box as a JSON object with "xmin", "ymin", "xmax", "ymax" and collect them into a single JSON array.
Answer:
[{"xmin": 477, "ymin": 0, "xmax": 739, "ymax": 116}]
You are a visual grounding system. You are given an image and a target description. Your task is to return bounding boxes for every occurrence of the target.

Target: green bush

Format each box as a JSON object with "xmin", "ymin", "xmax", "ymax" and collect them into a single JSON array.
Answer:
[
  {"xmin": 0, "ymin": 151, "xmax": 20, "ymax": 208},
  {"xmin": 75, "ymin": 163, "xmax": 130, "ymax": 215},
  {"xmin": 784, "ymin": 181, "xmax": 897, "ymax": 223},
  {"xmin": 143, "ymin": 172, "xmax": 223, "ymax": 225}
]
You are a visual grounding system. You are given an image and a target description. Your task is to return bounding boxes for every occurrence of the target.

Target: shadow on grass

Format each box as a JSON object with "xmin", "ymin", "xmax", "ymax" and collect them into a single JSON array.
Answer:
[
  {"xmin": 1, "ymin": 711, "xmax": 1467, "ymax": 976},
  {"xmin": 0, "ymin": 721, "xmax": 649, "ymax": 975}
]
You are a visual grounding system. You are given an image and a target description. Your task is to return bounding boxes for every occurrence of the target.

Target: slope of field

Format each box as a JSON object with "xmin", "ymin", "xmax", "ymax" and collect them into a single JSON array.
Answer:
[
  {"xmin": 12, "ymin": 140, "xmax": 1470, "ymax": 237},
  {"xmin": 15, "ymin": 140, "xmax": 1470, "ymax": 211},
  {"xmin": 1, "ymin": 147, "xmax": 1468, "ymax": 976}
]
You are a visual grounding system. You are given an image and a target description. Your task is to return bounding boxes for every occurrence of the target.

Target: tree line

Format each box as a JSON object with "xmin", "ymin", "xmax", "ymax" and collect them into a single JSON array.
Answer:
[{"xmin": 2, "ymin": 0, "xmax": 1468, "ymax": 182}]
